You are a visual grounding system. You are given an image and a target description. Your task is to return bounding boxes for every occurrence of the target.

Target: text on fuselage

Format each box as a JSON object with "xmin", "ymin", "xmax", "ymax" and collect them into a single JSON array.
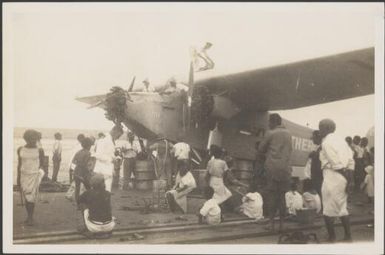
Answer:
[{"xmin": 291, "ymin": 136, "xmax": 314, "ymax": 152}]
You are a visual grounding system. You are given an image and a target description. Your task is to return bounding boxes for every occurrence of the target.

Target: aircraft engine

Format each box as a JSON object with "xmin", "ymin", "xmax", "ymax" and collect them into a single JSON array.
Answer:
[
  {"xmin": 210, "ymin": 95, "xmax": 241, "ymax": 120},
  {"xmin": 190, "ymin": 86, "xmax": 241, "ymax": 128}
]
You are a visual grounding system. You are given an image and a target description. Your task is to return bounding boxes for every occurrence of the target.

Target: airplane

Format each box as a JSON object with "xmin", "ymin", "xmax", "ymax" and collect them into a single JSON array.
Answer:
[{"xmin": 76, "ymin": 47, "xmax": 374, "ymax": 184}]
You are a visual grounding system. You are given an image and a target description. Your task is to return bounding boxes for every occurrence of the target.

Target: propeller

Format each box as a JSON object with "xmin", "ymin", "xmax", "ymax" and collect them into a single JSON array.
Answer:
[
  {"xmin": 87, "ymin": 100, "xmax": 104, "ymax": 109},
  {"xmin": 185, "ymin": 61, "xmax": 195, "ymax": 130},
  {"xmin": 125, "ymin": 76, "xmax": 136, "ymax": 102},
  {"xmin": 87, "ymin": 79, "xmax": 135, "ymax": 109},
  {"xmin": 128, "ymin": 76, "xmax": 136, "ymax": 92}
]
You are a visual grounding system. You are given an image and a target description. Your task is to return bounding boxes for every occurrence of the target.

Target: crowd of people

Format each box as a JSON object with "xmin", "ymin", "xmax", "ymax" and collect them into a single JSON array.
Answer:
[{"xmin": 16, "ymin": 113, "xmax": 375, "ymax": 241}]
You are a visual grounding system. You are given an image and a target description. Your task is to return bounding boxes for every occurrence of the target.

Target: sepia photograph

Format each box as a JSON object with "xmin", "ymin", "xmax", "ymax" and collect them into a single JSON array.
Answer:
[{"xmin": 2, "ymin": 2, "xmax": 384, "ymax": 254}]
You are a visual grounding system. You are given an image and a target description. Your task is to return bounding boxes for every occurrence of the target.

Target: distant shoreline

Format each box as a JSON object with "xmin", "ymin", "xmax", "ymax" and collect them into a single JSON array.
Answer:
[{"xmin": 14, "ymin": 127, "xmax": 108, "ymax": 139}]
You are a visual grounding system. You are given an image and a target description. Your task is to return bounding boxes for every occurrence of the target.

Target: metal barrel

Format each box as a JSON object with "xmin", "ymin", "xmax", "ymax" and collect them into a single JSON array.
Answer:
[
  {"xmin": 231, "ymin": 170, "xmax": 254, "ymax": 179},
  {"xmin": 134, "ymin": 160, "xmax": 155, "ymax": 190},
  {"xmin": 152, "ymin": 179, "xmax": 167, "ymax": 192},
  {"xmin": 235, "ymin": 160, "xmax": 253, "ymax": 171},
  {"xmin": 232, "ymin": 159, "xmax": 254, "ymax": 187}
]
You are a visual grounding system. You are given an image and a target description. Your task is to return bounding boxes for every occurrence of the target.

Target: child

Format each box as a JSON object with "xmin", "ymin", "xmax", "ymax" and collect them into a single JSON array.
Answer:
[
  {"xmin": 302, "ymin": 179, "xmax": 321, "ymax": 214},
  {"xmin": 285, "ymin": 180, "xmax": 303, "ymax": 216},
  {"xmin": 112, "ymin": 148, "xmax": 123, "ymax": 189},
  {"xmin": 361, "ymin": 165, "xmax": 374, "ymax": 204},
  {"xmin": 72, "ymin": 137, "xmax": 93, "ymax": 208},
  {"xmin": 166, "ymin": 160, "xmax": 197, "ymax": 214},
  {"xmin": 17, "ymin": 130, "xmax": 45, "ymax": 226},
  {"xmin": 239, "ymin": 185, "xmax": 264, "ymax": 221},
  {"xmin": 198, "ymin": 186, "xmax": 222, "ymax": 225},
  {"xmin": 78, "ymin": 173, "xmax": 115, "ymax": 237}
]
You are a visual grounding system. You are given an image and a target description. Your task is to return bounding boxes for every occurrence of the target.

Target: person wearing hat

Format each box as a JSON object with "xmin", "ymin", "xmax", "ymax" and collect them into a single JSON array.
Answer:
[
  {"xmin": 319, "ymin": 118, "xmax": 354, "ymax": 242},
  {"xmin": 78, "ymin": 173, "xmax": 115, "ymax": 237},
  {"xmin": 143, "ymin": 78, "xmax": 155, "ymax": 92},
  {"xmin": 121, "ymin": 131, "xmax": 142, "ymax": 190},
  {"xmin": 93, "ymin": 125, "xmax": 124, "ymax": 192}
]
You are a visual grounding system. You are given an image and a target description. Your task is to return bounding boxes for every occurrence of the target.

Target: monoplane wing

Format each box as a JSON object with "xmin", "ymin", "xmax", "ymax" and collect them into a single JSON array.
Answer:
[
  {"xmin": 194, "ymin": 47, "xmax": 374, "ymax": 111},
  {"xmin": 75, "ymin": 94, "xmax": 107, "ymax": 109}
]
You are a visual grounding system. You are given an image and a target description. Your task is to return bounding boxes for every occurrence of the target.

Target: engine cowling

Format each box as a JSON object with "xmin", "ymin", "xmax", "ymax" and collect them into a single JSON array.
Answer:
[{"xmin": 210, "ymin": 95, "xmax": 241, "ymax": 120}]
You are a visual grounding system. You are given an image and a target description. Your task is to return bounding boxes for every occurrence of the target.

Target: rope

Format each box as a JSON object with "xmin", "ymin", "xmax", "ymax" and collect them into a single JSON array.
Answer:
[{"xmin": 163, "ymin": 140, "xmax": 169, "ymax": 177}]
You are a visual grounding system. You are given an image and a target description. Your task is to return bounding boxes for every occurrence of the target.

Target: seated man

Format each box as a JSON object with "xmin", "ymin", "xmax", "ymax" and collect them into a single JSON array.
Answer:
[
  {"xmin": 165, "ymin": 161, "xmax": 196, "ymax": 214},
  {"xmin": 198, "ymin": 186, "xmax": 222, "ymax": 225},
  {"xmin": 302, "ymin": 179, "xmax": 322, "ymax": 214},
  {"xmin": 285, "ymin": 180, "xmax": 303, "ymax": 216},
  {"xmin": 239, "ymin": 186, "xmax": 264, "ymax": 221},
  {"xmin": 78, "ymin": 173, "xmax": 116, "ymax": 238},
  {"xmin": 171, "ymin": 136, "xmax": 191, "ymax": 182}
]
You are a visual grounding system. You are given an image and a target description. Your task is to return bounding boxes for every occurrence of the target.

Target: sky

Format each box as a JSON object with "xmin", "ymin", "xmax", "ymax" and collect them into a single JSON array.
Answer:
[{"xmin": 4, "ymin": 3, "xmax": 382, "ymax": 138}]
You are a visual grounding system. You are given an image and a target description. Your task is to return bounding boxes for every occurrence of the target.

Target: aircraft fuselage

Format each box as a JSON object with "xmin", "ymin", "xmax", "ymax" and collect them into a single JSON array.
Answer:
[{"xmin": 122, "ymin": 91, "xmax": 314, "ymax": 177}]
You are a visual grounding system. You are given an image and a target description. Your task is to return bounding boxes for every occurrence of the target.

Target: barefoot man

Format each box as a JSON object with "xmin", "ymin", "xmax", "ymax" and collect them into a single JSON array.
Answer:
[
  {"xmin": 319, "ymin": 119, "xmax": 354, "ymax": 242},
  {"xmin": 258, "ymin": 113, "xmax": 293, "ymax": 233}
]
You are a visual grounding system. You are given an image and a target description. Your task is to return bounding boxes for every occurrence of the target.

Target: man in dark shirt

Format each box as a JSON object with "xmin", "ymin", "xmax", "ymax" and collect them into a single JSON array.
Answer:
[
  {"xmin": 309, "ymin": 130, "xmax": 323, "ymax": 197},
  {"xmin": 258, "ymin": 113, "xmax": 293, "ymax": 233},
  {"xmin": 79, "ymin": 173, "xmax": 115, "ymax": 236},
  {"xmin": 72, "ymin": 137, "xmax": 93, "ymax": 208}
]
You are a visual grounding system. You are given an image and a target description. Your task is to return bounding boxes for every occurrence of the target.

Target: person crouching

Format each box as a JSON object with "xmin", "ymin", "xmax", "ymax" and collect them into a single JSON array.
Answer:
[
  {"xmin": 198, "ymin": 186, "xmax": 222, "ymax": 225},
  {"xmin": 302, "ymin": 179, "xmax": 322, "ymax": 214},
  {"xmin": 285, "ymin": 180, "xmax": 303, "ymax": 217},
  {"xmin": 238, "ymin": 186, "xmax": 264, "ymax": 221},
  {"xmin": 78, "ymin": 173, "xmax": 116, "ymax": 238},
  {"xmin": 165, "ymin": 160, "xmax": 197, "ymax": 214}
]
